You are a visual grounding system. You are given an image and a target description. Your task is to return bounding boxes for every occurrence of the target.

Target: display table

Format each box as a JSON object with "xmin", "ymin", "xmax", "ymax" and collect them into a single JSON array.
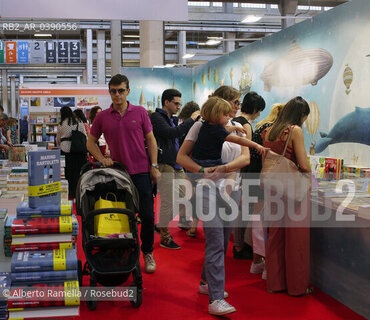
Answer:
[{"xmin": 310, "ymin": 201, "xmax": 370, "ymax": 319}]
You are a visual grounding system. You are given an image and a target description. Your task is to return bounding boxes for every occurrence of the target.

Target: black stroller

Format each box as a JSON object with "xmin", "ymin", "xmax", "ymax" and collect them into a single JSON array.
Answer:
[{"xmin": 76, "ymin": 162, "xmax": 143, "ymax": 310}]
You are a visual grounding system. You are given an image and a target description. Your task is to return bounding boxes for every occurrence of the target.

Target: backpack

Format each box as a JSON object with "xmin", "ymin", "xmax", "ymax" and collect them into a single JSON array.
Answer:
[{"xmin": 61, "ymin": 122, "xmax": 87, "ymax": 154}]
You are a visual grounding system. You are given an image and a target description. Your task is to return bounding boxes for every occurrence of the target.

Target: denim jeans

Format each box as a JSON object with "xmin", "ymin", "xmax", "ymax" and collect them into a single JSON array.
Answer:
[{"xmin": 130, "ymin": 172, "xmax": 155, "ymax": 254}]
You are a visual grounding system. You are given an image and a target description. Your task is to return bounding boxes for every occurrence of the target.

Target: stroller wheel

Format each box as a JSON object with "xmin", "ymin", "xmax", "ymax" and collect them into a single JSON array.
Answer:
[
  {"xmin": 78, "ymin": 260, "xmax": 83, "ymax": 287},
  {"xmin": 86, "ymin": 274, "xmax": 98, "ymax": 311},
  {"xmin": 130, "ymin": 284, "xmax": 142, "ymax": 308},
  {"xmin": 86, "ymin": 299, "xmax": 98, "ymax": 311}
]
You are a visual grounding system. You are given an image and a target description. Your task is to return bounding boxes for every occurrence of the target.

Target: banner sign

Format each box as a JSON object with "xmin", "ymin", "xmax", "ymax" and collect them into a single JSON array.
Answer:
[
  {"xmin": 46, "ymin": 41, "xmax": 57, "ymax": 63},
  {"xmin": 5, "ymin": 41, "xmax": 17, "ymax": 63},
  {"xmin": 69, "ymin": 41, "xmax": 80, "ymax": 63},
  {"xmin": 30, "ymin": 41, "xmax": 46, "ymax": 64},
  {"xmin": 17, "ymin": 41, "xmax": 29, "ymax": 63},
  {"xmin": 0, "ymin": 41, "xmax": 4, "ymax": 63}
]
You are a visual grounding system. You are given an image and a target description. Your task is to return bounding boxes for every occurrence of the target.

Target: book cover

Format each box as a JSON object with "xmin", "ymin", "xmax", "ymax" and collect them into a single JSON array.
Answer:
[
  {"xmin": 11, "ymin": 216, "xmax": 78, "ymax": 235},
  {"xmin": 11, "ymin": 270, "xmax": 78, "ymax": 284},
  {"xmin": 8, "ymin": 305, "xmax": 79, "ymax": 319},
  {"xmin": 11, "ymin": 242, "xmax": 75, "ymax": 253},
  {"xmin": 11, "ymin": 249, "xmax": 77, "ymax": 272},
  {"xmin": 0, "ymin": 272, "xmax": 11, "ymax": 302},
  {"xmin": 8, "ymin": 281, "xmax": 80, "ymax": 309},
  {"xmin": 324, "ymin": 158, "xmax": 342, "ymax": 180},
  {"xmin": 16, "ymin": 201, "xmax": 72, "ymax": 218},
  {"xmin": 11, "ymin": 234, "xmax": 76, "ymax": 245},
  {"xmin": 28, "ymin": 150, "xmax": 61, "ymax": 208},
  {"xmin": 358, "ymin": 205, "xmax": 370, "ymax": 220}
]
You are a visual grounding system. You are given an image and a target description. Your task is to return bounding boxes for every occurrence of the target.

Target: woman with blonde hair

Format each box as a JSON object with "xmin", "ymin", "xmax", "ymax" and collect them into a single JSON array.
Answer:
[{"xmin": 248, "ymin": 103, "xmax": 285, "ymax": 278}]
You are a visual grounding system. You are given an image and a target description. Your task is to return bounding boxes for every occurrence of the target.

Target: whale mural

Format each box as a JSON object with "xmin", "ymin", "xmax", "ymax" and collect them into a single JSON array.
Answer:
[
  {"xmin": 260, "ymin": 42, "xmax": 333, "ymax": 92},
  {"xmin": 315, "ymin": 107, "xmax": 370, "ymax": 153}
]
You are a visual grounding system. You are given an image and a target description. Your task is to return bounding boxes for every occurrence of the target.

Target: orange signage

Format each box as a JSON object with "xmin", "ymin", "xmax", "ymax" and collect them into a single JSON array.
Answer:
[
  {"xmin": 19, "ymin": 88, "xmax": 109, "ymax": 96},
  {"xmin": 5, "ymin": 41, "xmax": 17, "ymax": 63}
]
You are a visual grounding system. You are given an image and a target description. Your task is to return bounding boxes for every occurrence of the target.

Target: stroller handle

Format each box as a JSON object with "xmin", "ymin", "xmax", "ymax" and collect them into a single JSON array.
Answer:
[{"xmin": 80, "ymin": 161, "xmax": 127, "ymax": 175}]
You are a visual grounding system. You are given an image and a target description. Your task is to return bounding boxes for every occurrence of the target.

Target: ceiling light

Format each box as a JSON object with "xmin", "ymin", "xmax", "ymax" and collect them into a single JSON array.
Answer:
[
  {"xmin": 165, "ymin": 64, "xmax": 175, "ymax": 68},
  {"xmin": 207, "ymin": 36, "xmax": 223, "ymax": 40},
  {"xmin": 182, "ymin": 53, "xmax": 195, "ymax": 59},
  {"xmin": 34, "ymin": 33, "xmax": 52, "ymax": 37},
  {"xmin": 206, "ymin": 40, "xmax": 221, "ymax": 45},
  {"xmin": 242, "ymin": 15, "xmax": 262, "ymax": 23},
  {"xmin": 124, "ymin": 35, "xmax": 140, "ymax": 38},
  {"xmin": 121, "ymin": 41, "xmax": 136, "ymax": 44}
]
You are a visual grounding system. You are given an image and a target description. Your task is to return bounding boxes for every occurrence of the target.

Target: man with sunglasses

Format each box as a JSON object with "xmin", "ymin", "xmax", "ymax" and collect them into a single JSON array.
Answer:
[
  {"xmin": 150, "ymin": 89, "xmax": 200, "ymax": 250},
  {"xmin": 87, "ymin": 74, "xmax": 160, "ymax": 274}
]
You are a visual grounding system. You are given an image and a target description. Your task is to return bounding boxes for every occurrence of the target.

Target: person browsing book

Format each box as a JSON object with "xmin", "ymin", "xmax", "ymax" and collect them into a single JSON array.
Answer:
[{"xmin": 191, "ymin": 96, "xmax": 268, "ymax": 170}]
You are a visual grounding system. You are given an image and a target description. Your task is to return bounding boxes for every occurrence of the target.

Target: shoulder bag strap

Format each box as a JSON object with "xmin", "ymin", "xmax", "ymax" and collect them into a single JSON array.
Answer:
[{"xmin": 281, "ymin": 126, "xmax": 294, "ymax": 156}]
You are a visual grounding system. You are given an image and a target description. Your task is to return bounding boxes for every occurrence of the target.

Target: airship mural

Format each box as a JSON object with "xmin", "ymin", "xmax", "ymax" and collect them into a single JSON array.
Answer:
[
  {"xmin": 315, "ymin": 107, "xmax": 370, "ymax": 153},
  {"xmin": 260, "ymin": 42, "xmax": 333, "ymax": 92}
]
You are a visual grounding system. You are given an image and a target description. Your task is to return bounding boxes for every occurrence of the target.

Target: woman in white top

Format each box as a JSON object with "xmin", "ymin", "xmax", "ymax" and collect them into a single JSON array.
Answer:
[
  {"xmin": 56, "ymin": 106, "xmax": 87, "ymax": 199},
  {"xmin": 177, "ymin": 86, "xmax": 250, "ymax": 316}
]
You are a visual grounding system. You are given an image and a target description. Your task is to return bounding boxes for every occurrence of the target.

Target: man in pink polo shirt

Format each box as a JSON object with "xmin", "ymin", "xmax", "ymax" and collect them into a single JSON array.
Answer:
[{"xmin": 87, "ymin": 74, "xmax": 161, "ymax": 274}]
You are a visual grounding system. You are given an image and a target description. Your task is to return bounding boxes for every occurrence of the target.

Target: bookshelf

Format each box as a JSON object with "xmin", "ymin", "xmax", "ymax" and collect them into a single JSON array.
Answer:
[{"xmin": 29, "ymin": 112, "xmax": 60, "ymax": 143}]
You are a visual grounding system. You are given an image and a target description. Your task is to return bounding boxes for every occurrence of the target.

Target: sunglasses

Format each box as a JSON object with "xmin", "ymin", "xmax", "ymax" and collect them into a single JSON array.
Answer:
[
  {"xmin": 109, "ymin": 88, "xmax": 127, "ymax": 94},
  {"xmin": 172, "ymin": 101, "xmax": 182, "ymax": 107}
]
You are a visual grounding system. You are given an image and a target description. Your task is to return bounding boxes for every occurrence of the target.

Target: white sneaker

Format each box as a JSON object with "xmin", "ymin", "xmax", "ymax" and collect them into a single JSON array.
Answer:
[
  {"xmin": 209, "ymin": 299, "xmax": 236, "ymax": 316},
  {"xmin": 262, "ymin": 268, "xmax": 267, "ymax": 280},
  {"xmin": 143, "ymin": 253, "xmax": 156, "ymax": 273},
  {"xmin": 250, "ymin": 260, "xmax": 265, "ymax": 274},
  {"xmin": 199, "ymin": 282, "xmax": 228, "ymax": 298}
]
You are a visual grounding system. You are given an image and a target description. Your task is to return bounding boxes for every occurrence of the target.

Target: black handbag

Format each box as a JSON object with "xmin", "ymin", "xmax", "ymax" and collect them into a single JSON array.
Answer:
[{"xmin": 61, "ymin": 122, "xmax": 87, "ymax": 154}]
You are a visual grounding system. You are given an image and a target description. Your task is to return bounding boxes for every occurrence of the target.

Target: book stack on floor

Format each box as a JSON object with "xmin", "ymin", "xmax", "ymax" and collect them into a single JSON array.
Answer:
[
  {"xmin": 3, "ymin": 150, "xmax": 80, "ymax": 319},
  {"xmin": 8, "ymin": 250, "xmax": 80, "ymax": 319},
  {"xmin": 0, "ymin": 167, "xmax": 12, "ymax": 196},
  {"xmin": 0, "ymin": 272, "xmax": 10, "ymax": 320},
  {"xmin": 6, "ymin": 171, "xmax": 29, "ymax": 201},
  {"xmin": 10, "ymin": 211, "xmax": 78, "ymax": 255}
]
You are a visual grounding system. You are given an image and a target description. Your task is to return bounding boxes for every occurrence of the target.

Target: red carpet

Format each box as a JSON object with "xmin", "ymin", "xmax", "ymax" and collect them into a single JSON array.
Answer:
[{"xmin": 76, "ymin": 215, "xmax": 365, "ymax": 320}]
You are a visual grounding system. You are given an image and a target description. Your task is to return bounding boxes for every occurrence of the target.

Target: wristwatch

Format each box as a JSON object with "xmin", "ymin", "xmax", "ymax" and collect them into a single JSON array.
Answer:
[{"xmin": 152, "ymin": 163, "xmax": 159, "ymax": 169}]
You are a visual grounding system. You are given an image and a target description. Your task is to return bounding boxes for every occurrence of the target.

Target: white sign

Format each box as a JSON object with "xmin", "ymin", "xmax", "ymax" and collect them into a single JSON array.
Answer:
[{"xmin": 0, "ymin": 0, "xmax": 188, "ymax": 21}]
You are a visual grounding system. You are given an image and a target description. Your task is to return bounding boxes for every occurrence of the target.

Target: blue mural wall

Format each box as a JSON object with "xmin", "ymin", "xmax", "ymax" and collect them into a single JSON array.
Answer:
[
  {"xmin": 121, "ymin": 0, "xmax": 369, "ymax": 166},
  {"xmin": 121, "ymin": 67, "xmax": 193, "ymax": 112}
]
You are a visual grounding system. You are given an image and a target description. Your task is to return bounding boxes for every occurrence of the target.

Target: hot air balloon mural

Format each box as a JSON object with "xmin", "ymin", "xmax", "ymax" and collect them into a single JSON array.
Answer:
[
  {"xmin": 214, "ymin": 69, "xmax": 219, "ymax": 85},
  {"xmin": 139, "ymin": 90, "xmax": 145, "ymax": 107},
  {"xmin": 172, "ymin": 79, "xmax": 176, "ymax": 89},
  {"xmin": 230, "ymin": 67, "xmax": 234, "ymax": 87},
  {"xmin": 305, "ymin": 101, "xmax": 320, "ymax": 155},
  {"xmin": 193, "ymin": 81, "xmax": 197, "ymax": 94},
  {"xmin": 239, "ymin": 62, "xmax": 252, "ymax": 95},
  {"xmin": 219, "ymin": 77, "xmax": 225, "ymax": 86},
  {"xmin": 201, "ymin": 72, "xmax": 206, "ymax": 85},
  {"xmin": 343, "ymin": 64, "xmax": 353, "ymax": 95},
  {"xmin": 157, "ymin": 95, "xmax": 161, "ymax": 108},
  {"xmin": 208, "ymin": 67, "xmax": 212, "ymax": 81}
]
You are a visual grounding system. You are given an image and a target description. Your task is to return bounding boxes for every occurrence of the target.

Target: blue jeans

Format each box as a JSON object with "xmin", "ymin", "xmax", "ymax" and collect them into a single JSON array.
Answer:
[{"xmin": 130, "ymin": 172, "xmax": 155, "ymax": 254}]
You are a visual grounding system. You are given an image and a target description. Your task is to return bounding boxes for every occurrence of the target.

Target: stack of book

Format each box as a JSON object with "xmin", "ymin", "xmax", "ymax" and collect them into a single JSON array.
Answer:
[
  {"xmin": 10, "ymin": 248, "xmax": 79, "ymax": 285},
  {"xmin": 3, "ymin": 215, "xmax": 16, "ymax": 257},
  {"xmin": 10, "ymin": 213, "xmax": 77, "ymax": 255},
  {"xmin": 8, "ymin": 250, "xmax": 79, "ymax": 319},
  {"xmin": 7, "ymin": 281, "xmax": 80, "ymax": 319},
  {"xmin": 0, "ymin": 272, "xmax": 10, "ymax": 320},
  {"xmin": 7, "ymin": 172, "xmax": 29, "ymax": 200}
]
